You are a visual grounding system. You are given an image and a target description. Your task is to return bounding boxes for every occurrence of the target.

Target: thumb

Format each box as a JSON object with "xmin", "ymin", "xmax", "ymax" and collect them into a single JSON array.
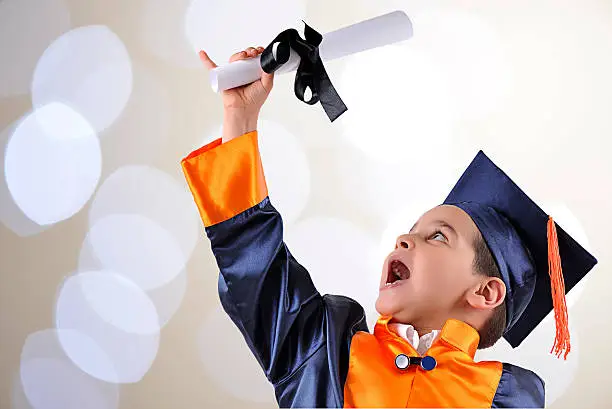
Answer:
[
  {"xmin": 260, "ymin": 69, "xmax": 274, "ymax": 92},
  {"xmin": 199, "ymin": 50, "xmax": 217, "ymax": 71}
]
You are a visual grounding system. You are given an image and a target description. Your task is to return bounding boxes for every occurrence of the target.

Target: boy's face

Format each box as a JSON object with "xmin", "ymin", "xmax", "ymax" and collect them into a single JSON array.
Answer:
[{"xmin": 376, "ymin": 204, "xmax": 483, "ymax": 326}]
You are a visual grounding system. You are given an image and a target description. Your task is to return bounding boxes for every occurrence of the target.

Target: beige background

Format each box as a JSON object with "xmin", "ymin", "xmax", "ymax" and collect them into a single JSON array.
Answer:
[{"xmin": 1, "ymin": 0, "xmax": 611, "ymax": 408}]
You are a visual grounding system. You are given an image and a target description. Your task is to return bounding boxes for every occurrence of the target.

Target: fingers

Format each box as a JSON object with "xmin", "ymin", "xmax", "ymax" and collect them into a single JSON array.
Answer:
[
  {"xmin": 198, "ymin": 50, "xmax": 217, "ymax": 70},
  {"xmin": 229, "ymin": 46, "xmax": 265, "ymax": 63},
  {"xmin": 201, "ymin": 46, "xmax": 272, "ymax": 91},
  {"xmin": 229, "ymin": 50, "xmax": 246, "ymax": 63}
]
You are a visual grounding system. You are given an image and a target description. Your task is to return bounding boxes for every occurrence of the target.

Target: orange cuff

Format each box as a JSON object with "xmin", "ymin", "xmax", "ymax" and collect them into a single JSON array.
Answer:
[{"xmin": 181, "ymin": 131, "xmax": 268, "ymax": 227}]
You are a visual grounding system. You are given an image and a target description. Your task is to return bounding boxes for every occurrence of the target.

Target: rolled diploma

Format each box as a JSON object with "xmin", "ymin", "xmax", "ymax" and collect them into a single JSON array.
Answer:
[{"xmin": 210, "ymin": 10, "xmax": 413, "ymax": 93}]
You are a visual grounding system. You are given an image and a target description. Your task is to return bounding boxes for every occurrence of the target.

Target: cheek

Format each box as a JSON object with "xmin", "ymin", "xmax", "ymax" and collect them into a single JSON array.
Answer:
[
  {"xmin": 412, "ymin": 252, "xmax": 462, "ymax": 291},
  {"xmin": 412, "ymin": 252, "xmax": 441, "ymax": 280}
]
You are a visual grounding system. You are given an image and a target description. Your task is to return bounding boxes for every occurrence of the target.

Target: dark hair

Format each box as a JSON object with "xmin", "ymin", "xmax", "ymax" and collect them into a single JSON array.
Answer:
[{"xmin": 473, "ymin": 233, "xmax": 507, "ymax": 349}]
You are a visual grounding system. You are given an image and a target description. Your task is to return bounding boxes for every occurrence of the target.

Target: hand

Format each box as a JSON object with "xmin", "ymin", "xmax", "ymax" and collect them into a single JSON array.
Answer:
[{"xmin": 199, "ymin": 47, "xmax": 275, "ymax": 114}]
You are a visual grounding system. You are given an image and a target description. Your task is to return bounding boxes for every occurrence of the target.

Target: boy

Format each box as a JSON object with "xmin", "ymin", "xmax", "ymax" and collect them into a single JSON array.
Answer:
[{"xmin": 185, "ymin": 48, "xmax": 598, "ymax": 408}]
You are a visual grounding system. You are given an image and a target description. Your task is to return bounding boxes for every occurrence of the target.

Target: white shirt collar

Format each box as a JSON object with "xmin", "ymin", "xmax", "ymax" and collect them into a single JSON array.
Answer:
[{"xmin": 388, "ymin": 322, "xmax": 440, "ymax": 355}]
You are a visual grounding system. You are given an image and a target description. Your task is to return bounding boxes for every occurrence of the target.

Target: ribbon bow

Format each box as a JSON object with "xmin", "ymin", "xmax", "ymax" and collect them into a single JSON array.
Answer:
[{"xmin": 260, "ymin": 21, "xmax": 348, "ymax": 122}]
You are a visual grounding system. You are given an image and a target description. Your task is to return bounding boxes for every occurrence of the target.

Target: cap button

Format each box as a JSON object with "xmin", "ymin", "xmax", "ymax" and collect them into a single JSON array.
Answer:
[
  {"xmin": 420, "ymin": 355, "xmax": 437, "ymax": 371},
  {"xmin": 395, "ymin": 354, "xmax": 410, "ymax": 370}
]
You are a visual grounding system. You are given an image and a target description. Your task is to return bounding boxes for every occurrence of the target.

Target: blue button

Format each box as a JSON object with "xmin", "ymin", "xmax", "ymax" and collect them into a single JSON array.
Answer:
[{"xmin": 420, "ymin": 355, "xmax": 437, "ymax": 371}]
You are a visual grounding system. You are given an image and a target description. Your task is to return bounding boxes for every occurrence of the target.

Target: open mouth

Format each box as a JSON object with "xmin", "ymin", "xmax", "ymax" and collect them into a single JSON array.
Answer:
[{"xmin": 384, "ymin": 259, "xmax": 410, "ymax": 288}]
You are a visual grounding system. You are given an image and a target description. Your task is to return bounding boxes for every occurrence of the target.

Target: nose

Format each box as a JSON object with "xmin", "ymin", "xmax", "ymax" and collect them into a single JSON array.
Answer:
[{"xmin": 395, "ymin": 234, "xmax": 414, "ymax": 250}]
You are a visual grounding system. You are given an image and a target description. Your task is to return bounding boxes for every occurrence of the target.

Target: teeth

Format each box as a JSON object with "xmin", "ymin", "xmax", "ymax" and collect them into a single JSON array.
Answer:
[{"xmin": 386, "ymin": 260, "xmax": 409, "ymax": 286}]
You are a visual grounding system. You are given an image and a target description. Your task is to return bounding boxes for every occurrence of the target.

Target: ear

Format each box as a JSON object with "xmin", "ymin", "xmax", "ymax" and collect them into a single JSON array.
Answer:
[{"xmin": 466, "ymin": 277, "xmax": 506, "ymax": 311}]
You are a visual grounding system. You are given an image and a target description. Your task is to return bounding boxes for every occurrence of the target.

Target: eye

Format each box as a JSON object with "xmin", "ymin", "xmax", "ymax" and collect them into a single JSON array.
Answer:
[{"xmin": 429, "ymin": 230, "xmax": 447, "ymax": 242}]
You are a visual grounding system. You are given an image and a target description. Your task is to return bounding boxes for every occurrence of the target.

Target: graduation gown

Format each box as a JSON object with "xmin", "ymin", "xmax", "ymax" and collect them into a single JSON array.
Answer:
[{"xmin": 181, "ymin": 130, "xmax": 546, "ymax": 408}]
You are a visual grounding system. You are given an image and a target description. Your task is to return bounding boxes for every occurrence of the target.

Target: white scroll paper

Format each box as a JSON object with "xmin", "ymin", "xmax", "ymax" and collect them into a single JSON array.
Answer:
[{"xmin": 210, "ymin": 10, "xmax": 413, "ymax": 92}]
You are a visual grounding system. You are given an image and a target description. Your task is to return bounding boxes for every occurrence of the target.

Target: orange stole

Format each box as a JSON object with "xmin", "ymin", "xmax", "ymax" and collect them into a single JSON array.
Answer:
[{"xmin": 344, "ymin": 317, "xmax": 503, "ymax": 408}]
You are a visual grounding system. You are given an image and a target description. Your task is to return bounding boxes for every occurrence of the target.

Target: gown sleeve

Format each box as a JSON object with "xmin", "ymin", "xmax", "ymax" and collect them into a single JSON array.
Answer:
[
  {"xmin": 181, "ymin": 130, "xmax": 326, "ymax": 384},
  {"xmin": 491, "ymin": 362, "xmax": 545, "ymax": 408}
]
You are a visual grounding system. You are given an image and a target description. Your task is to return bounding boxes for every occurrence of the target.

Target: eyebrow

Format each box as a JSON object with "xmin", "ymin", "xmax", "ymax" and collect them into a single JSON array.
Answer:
[{"xmin": 409, "ymin": 219, "xmax": 458, "ymax": 239}]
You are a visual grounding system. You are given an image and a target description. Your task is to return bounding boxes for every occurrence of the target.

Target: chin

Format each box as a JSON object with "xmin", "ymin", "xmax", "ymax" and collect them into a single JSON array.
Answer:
[
  {"xmin": 376, "ymin": 292, "xmax": 417, "ymax": 322},
  {"xmin": 375, "ymin": 294, "xmax": 399, "ymax": 317}
]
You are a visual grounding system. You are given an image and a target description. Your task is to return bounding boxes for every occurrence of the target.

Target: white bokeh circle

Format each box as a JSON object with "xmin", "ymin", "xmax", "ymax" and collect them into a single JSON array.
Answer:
[
  {"xmin": 0, "ymin": 0, "xmax": 71, "ymax": 97},
  {"xmin": 185, "ymin": 0, "xmax": 306, "ymax": 66},
  {"xmin": 99, "ymin": 62, "xmax": 172, "ymax": 168},
  {"xmin": 258, "ymin": 119, "xmax": 311, "ymax": 225},
  {"xmin": 337, "ymin": 43, "xmax": 454, "ymax": 165},
  {"xmin": 32, "ymin": 25, "xmax": 132, "ymax": 134},
  {"xmin": 0, "ymin": 120, "xmax": 51, "ymax": 237},
  {"xmin": 139, "ymin": 0, "xmax": 203, "ymax": 69},
  {"xmin": 147, "ymin": 270, "xmax": 188, "ymax": 327},
  {"xmin": 408, "ymin": 8, "xmax": 514, "ymax": 120},
  {"xmin": 335, "ymin": 145, "xmax": 455, "ymax": 221},
  {"xmin": 285, "ymin": 217, "xmax": 381, "ymax": 328},
  {"xmin": 19, "ymin": 329, "xmax": 119, "ymax": 409},
  {"xmin": 11, "ymin": 371, "xmax": 33, "ymax": 409},
  {"xmin": 198, "ymin": 305, "xmax": 276, "ymax": 404},
  {"xmin": 78, "ymin": 271, "xmax": 160, "ymax": 335},
  {"xmin": 86, "ymin": 214, "xmax": 186, "ymax": 291},
  {"xmin": 89, "ymin": 165, "xmax": 200, "ymax": 273},
  {"xmin": 55, "ymin": 271, "xmax": 160, "ymax": 383},
  {"xmin": 4, "ymin": 102, "xmax": 102, "ymax": 226},
  {"xmin": 78, "ymin": 216, "xmax": 189, "ymax": 327}
]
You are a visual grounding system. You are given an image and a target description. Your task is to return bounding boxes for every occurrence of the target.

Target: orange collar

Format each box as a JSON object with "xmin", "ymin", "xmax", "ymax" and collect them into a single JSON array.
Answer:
[{"xmin": 374, "ymin": 315, "xmax": 481, "ymax": 358}]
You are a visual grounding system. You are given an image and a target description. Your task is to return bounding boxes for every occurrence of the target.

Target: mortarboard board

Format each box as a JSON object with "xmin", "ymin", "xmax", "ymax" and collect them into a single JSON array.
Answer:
[{"xmin": 443, "ymin": 151, "xmax": 598, "ymax": 359}]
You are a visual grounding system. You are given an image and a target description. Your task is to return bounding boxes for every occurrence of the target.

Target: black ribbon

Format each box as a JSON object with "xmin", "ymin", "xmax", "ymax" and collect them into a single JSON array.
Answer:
[{"xmin": 260, "ymin": 21, "xmax": 348, "ymax": 122}]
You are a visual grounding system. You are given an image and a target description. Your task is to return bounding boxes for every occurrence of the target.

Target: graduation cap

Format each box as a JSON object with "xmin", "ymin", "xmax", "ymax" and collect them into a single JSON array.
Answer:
[{"xmin": 443, "ymin": 151, "xmax": 598, "ymax": 359}]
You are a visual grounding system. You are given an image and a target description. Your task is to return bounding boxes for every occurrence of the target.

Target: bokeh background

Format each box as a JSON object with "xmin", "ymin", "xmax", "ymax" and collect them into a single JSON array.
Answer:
[{"xmin": 1, "ymin": 0, "xmax": 611, "ymax": 408}]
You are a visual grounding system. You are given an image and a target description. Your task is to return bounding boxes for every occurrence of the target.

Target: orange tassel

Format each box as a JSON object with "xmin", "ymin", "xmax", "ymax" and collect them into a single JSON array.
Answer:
[{"xmin": 547, "ymin": 216, "xmax": 570, "ymax": 359}]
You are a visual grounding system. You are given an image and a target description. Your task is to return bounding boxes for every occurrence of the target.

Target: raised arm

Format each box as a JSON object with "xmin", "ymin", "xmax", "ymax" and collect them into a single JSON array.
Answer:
[
  {"xmin": 182, "ymin": 125, "xmax": 328, "ymax": 384},
  {"xmin": 181, "ymin": 48, "xmax": 369, "ymax": 405}
]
